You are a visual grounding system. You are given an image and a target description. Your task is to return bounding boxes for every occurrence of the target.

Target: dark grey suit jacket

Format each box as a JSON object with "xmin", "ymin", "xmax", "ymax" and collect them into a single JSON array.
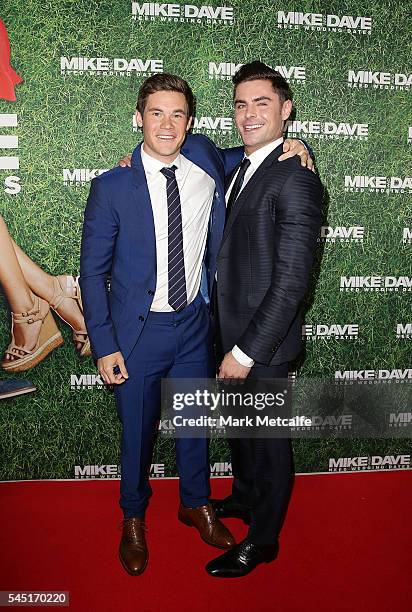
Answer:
[{"xmin": 216, "ymin": 144, "xmax": 323, "ymax": 366}]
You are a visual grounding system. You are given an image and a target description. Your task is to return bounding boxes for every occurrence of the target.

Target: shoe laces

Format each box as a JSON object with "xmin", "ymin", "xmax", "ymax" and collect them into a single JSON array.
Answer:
[
  {"xmin": 118, "ymin": 518, "xmax": 148, "ymax": 533},
  {"xmin": 119, "ymin": 518, "xmax": 147, "ymax": 548},
  {"xmin": 202, "ymin": 504, "xmax": 217, "ymax": 524}
]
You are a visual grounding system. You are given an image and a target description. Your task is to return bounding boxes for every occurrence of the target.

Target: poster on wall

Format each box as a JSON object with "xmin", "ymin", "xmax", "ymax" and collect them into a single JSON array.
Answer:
[{"xmin": 0, "ymin": 1, "xmax": 411, "ymax": 482}]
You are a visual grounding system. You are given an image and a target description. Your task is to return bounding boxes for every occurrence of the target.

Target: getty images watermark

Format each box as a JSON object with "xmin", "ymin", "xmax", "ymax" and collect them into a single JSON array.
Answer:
[
  {"xmin": 162, "ymin": 378, "xmax": 301, "ymax": 438},
  {"xmin": 172, "ymin": 389, "xmax": 312, "ymax": 429},
  {"xmin": 161, "ymin": 378, "xmax": 412, "ymax": 439},
  {"xmin": 172, "ymin": 387, "xmax": 311, "ymax": 431}
]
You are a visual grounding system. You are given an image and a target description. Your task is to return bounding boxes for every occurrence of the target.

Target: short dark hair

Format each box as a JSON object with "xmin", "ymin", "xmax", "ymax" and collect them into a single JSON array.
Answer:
[
  {"xmin": 232, "ymin": 61, "xmax": 293, "ymax": 103},
  {"xmin": 136, "ymin": 73, "xmax": 195, "ymax": 116}
]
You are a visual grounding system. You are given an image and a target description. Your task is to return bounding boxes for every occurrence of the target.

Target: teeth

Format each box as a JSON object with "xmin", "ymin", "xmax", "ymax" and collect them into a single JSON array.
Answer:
[
  {"xmin": 158, "ymin": 135, "xmax": 174, "ymax": 139},
  {"xmin": 245, "ymin": 124, "xmax": 263, "ymax": 130}
]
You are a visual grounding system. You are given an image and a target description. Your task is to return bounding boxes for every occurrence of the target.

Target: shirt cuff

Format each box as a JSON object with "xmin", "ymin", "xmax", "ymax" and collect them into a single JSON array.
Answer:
[{"xmin": 232, "ymin": 345, "xmax": 255, "ymax": 368}]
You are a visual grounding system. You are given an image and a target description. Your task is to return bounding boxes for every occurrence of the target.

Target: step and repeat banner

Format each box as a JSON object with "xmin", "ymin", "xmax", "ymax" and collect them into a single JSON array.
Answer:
[{"xmin": 0, "ymin": 1, "xmax": 411, "ymax": 481}]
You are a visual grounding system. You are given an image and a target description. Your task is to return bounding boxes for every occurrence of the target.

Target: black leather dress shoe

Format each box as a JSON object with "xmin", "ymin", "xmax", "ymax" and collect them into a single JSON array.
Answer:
[
  {"xmin": 205, "ymin": 538, "xmax": 278, "ymax": 578},
  {"xmin": 210, "ymin": 498, "xmax": 251, "ymax": 525}
]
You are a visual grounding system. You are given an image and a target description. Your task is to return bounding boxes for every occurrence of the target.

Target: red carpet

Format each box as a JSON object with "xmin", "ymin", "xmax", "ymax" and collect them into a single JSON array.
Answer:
[{"xmin": 1, "ymin": 472, "xmax": 411, "ymax": 612}]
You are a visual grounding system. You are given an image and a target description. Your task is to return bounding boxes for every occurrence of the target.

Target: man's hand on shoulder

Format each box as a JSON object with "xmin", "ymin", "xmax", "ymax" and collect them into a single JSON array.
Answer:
[
  {"xmin": 98, "ymin": 351, "xmax": 129, "ymax": 385},
  {"xmin": 118, "ymin": 154, "xmax": 132, "ymax": 167},
  {"xmin": 218, "ymin": 352, "xmax": 251, "ymax": 380},
  {"xmin": 279, "ymin": 139, "xmax": 315, "ymax": 172}
]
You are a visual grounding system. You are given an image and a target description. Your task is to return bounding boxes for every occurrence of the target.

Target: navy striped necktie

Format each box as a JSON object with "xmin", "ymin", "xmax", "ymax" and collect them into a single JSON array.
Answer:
[{"xmin": 160, "ymin": 165, "xmax": 187, "ymax": 312}]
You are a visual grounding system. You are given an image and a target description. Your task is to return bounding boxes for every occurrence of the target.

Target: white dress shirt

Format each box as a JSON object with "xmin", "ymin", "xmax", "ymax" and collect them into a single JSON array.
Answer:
[
  {"xmin": 141, "ymin": 146, "xmax": 215, "ymax": 311},
  {"xmin": 228, "ymin": 137, "xmax": 284, "ymax": 368}
]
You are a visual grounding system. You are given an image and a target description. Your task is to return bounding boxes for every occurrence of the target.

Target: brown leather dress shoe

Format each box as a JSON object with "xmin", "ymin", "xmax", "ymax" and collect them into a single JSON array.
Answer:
[
  {"xmin": 119, "ymin": 518, "xmax": 148, "ymax": 576},
  {"xmin": 178, "ymin": 503, "xmax": 236, "ymax": 550}
]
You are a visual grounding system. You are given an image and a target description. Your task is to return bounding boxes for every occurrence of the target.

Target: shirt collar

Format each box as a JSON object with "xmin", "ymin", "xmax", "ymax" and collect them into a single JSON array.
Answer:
[
  {"xmin": 246, "ymin": 137, "xmax": 284, "ymax": 171},
  {"xmin": 141, "ymin": 145, "xmax": 182, "ymax": 176}
]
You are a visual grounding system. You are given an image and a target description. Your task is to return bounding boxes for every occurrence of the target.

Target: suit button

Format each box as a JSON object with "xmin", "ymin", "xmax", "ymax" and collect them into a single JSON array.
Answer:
[
  {"xmin": 147, "ymin": 290, "xmax": 154, "ymax": 295},
  {"xmin": 139, "ymin": 315, "xmax": 145, "ymax": 321}
]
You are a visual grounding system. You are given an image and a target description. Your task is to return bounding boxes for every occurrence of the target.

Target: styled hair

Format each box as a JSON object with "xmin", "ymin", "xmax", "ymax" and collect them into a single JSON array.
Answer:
[
  {"xmin": 232, "ymin": 61, "xmax": 293, "ymax": 103},
  {"xmin": 136, "ymin": 73, "xmax": 195, "ymax": 116}
]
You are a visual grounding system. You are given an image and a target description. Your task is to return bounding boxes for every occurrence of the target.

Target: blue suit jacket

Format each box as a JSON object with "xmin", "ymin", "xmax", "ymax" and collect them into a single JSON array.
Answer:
[{"xmin": 80, "ymin": 133, "xmax": 242, "ymax": 360}]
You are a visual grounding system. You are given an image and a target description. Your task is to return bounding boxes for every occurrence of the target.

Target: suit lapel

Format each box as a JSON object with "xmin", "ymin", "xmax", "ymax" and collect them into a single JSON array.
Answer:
[
  {"xmin": 220, "ymin": 144, "xmax": 283, "ymax": 248},
  {"xmin": 131, "ymin": 143, "xmax": 156, "ymax": 260}
]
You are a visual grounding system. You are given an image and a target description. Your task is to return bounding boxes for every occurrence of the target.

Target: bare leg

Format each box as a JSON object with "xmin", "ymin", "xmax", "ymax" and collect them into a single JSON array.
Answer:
[
  {"xmin": 11, "ymin": 240, "xmax": 85, "ymax": 338},
  {"xmin": 11, "ymin": 241, "xmax": 54, "ymax": 301},
  {"xmin": 0, "ymin": 217, "xmax": 42, "ymax": 358},
  {"xmin": 0, "ymin": 218, "xmax": 33, "ymax": 312},
  {"xmin": 1, "ymin": 216, "xmax": 88, "ymax": 357}
]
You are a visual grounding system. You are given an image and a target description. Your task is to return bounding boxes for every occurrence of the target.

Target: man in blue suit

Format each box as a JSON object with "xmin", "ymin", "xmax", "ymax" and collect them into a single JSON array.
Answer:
[{"xmin": 80, "ymin": 73, "xmax": 309, "ymax": 576}]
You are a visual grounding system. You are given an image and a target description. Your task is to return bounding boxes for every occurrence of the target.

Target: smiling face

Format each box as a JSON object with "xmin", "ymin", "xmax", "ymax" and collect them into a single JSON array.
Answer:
[
  {"xmin": 136, "ymin": 90, "xmax": 192, "ymax": 164},
  {"xmin": 234, "ymin": 79, "xmax": 292, "ymax": 155}
]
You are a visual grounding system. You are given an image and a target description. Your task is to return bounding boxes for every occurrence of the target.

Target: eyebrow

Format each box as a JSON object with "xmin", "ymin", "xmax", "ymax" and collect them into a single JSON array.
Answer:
[
  {"xmin": 147, "ymin": 107, "xmax": 187, "ymax": 114},
  {"xmin": 234, "ymin": 96, "xmax": 272, "ymax": 104}
]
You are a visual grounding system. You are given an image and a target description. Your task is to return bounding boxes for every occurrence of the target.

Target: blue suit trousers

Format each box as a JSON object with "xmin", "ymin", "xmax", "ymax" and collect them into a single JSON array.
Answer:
[{"xmin": 114, "ymin": 294, "xmax": 213, "ymax": 518}]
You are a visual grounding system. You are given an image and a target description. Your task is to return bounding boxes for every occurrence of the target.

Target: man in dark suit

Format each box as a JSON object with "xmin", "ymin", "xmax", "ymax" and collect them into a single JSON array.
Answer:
[{"xmin": 206, "ymin": 62, "xmax": 323, "ymax": 578}]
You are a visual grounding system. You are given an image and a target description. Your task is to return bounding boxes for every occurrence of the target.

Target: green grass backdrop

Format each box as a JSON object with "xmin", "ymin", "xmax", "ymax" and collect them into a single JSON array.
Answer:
[{"xmin": 0, "ymin": 0, "xmax": 411, "ymax": 479}]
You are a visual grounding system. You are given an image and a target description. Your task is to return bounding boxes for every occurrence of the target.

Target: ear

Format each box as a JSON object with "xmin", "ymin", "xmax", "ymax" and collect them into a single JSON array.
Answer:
[
  {"xmin": 281, "ymin": 100, "xmax": 293, "ymax": 121},
  {"xmin": 186, "ymin": 116, "xmax": 193, "ymax": 131},
  {"xmin": 135, "ymin": 110, "xmax": 143, "ymax": 128}
]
